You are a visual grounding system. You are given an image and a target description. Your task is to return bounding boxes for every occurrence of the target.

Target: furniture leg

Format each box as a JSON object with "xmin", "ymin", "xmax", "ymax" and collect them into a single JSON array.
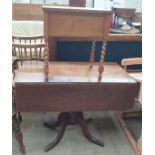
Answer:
[
  {"xmin": 78, "ymin": 117, "xmax": 104, "ymax": 147},
  {"xmin": 90, "ymin": 40, "xmax": 96, "ymax": 68},
  {"xmin": 44, "ymin": 112, "xmax": 103, "ymax": 152},
  {"xmin": 44, "ymin": 113, "xmax": 64, "ymax": 129},
  {"xmin": 18, "ymin": 112, "xmax": 23, "ymax": 123},
  {"xmin": 44, "ymin": 120, "xmax": 69, "ymax": 152},
  {"xmin": 86, "ymin": 118, "xmax": 93, "ymax": 124},
  {"xmin": 44, "ymin": 121, "xmax": 60, "ymax": 129},
  {"xmin": 98, "ymin": 42, "xmax": 107, "ymax": 81},
  {"xmin": 12, "ymin": 114, "xmax": 25, "ymax": 155},
  {"xmin": 44, "ymin": 43, "xmax": 49, "ymax": 81}
]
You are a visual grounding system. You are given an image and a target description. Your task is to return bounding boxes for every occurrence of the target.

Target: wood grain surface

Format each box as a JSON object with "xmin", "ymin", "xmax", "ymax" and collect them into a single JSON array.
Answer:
[
  {"xmin": 43, "ymin": 6, "xmax": 111, "ymax": 60},
  {"xmin": 15, "ymin": 62, "xmax": 138, "ymax": 112}
]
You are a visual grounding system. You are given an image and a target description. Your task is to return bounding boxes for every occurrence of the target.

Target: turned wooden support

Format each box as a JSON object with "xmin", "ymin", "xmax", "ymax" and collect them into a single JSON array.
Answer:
[
  {"xmin": 90, "ymin": 40, "xmax": 96, "ymax": 68},
  {"xmin": 98, "ymin": 41, "xmax": 107, "ymax": 81},
  {"xmin": 12, "ymin": 67, "xmax": 25, "ymax": 154},
  {"xmin": 12, "ymin": 114, "xmax": 25, "ymax": 155},
  {"xmin": 44, "ymin": 112, "xmax": 103, "ymax": 151},
  {"xmin": 44, "ymin": 42, "xmax": 49, "ymax": 81}
]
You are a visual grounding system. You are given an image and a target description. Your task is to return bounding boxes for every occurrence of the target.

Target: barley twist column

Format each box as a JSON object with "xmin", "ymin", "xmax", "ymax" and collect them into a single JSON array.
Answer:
[
  {"xmin": 12, "ymin": 68, "xmax": 25, "ymax": 154},
  {"xmin": 44, "ymin": 43, "xmax": 49, "ymax": 81},
  {"xmin": 12, "ymin": 114, "xmax": 25, "ymax": 155},
  {"xmin": 98, "ymin": 41, "xmax": 107, "ymax": 81},
  {"xmin": 90, "ymin": 40, "xmax": 96, "ymax": 68}
]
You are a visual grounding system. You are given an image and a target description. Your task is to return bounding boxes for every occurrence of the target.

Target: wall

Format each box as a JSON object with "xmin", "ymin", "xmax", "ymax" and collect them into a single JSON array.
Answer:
[
  {"xmin": 12, "ymin": 1, "xmax": 87, "ymax": 20},
  {"xmin": 94, "ymin": 0, "xmax": 142, "ymax": 13},
  {"xmin": 57, "ymin": 41, "xmax": 142, "ymax": 69},
  {"xmin": 12, "ymin": 4, "xmax": 44, "ymax": 20}
]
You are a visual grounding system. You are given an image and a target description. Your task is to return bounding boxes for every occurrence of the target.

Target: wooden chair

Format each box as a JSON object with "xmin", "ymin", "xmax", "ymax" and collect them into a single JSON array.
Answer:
[
  {"xmin": 116, "ymin": 57, "xmax": 142, "ymax": 155},
  {"xmin": 121, "ymin": 57, "xmax": 142, "ymax": 71},
  {"xmin": 121, "ymin": 57, "xmax": 142, "ymax": 118},
  {"xmin": 12, "ymin": 97, "xmax": 25, "ymax": 155},
  {"xmin": 12, "ymin": 35, "xmax": 49, "ymax": 80},
  {"xmin": 12, "ymin": 36, "xmax": 45, "ymax": 62},
  {"xmin": 12, "ymin": 36, "xmax": 49, "ymax": 153}
]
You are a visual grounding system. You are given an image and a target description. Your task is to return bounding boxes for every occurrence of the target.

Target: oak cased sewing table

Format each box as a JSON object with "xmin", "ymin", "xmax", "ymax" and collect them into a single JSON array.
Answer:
[
  {"xmin": 15, "ymin": 62, "xmax": 139, "ymax": 151},
  {"xmin": 14, "ymin": 6, "xmax": 138, "ymax": 153}
]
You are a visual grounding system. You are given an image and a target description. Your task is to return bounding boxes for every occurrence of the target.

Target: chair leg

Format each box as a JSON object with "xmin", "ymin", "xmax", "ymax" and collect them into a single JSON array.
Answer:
[
  {"xmin": 12, "ymin": 114, "xmax": 25, "ymax": 155},
  {"xmin": 15, "ymin": 131, "xmax": 25, "ymax": 155},
  {"xmin": 115, "ymin": 112, "xmax": 141, "ymax": 155}
]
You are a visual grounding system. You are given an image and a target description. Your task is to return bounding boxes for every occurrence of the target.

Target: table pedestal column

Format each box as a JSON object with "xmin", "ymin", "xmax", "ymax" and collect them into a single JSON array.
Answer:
[{"xmin": 44, "ymin": 112, "xmax": 104, "ymax": 152}]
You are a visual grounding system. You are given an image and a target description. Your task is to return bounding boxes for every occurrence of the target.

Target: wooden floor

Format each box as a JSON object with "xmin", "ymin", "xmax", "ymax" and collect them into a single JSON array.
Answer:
[{"xmin": 12, "ymin": 112, "xmax": 140, "ymax": 155}]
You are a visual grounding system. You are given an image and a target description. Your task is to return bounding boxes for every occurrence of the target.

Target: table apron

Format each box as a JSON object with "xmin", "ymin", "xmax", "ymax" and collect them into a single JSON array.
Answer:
[{"xmin": 15, "ymin": 82, "xmax": 138, "ymax": 112}]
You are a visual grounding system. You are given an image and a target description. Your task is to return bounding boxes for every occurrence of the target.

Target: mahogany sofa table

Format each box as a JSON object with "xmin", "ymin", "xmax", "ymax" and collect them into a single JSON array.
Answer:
[{"xmin": 15, "ymin": 62, "xmax": 138, "ymax": 152}]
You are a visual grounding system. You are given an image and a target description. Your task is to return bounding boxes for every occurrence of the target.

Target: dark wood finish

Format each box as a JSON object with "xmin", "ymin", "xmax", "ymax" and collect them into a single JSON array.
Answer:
[
  {"xmin": 15, "ymin": 62, "xmax": 138, "ymax": 112},
  {"xmin": 77, "ymin": 113, "xmax": 103, "ymax": 146},
  {"xmin": 15, "ymin": 82, "xmax": 138, "ymax": 112},
  {"xmin": 44, "ymin": 112, "xmax": 103, "ymax": 151},
  {"xmin": 116, "ymin": 113, "xmax": 141, "ymax": 155},
  {"xmin": 12, "ymin": 61, "xmax": 25, "ymax": 155},
  {"xmin": 69, "ymin": 0, "xmax": 86, "ymax": 7}
]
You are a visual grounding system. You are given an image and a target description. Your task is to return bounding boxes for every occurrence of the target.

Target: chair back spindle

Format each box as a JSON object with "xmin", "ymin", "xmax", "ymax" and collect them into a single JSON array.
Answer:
[{"xmin": 12, "ymin": 35, "xmax": 49, "ymax": 80}]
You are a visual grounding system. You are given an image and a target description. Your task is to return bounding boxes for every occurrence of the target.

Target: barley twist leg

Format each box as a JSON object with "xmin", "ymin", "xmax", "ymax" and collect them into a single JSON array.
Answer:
[
  {"xmin": 90, "ymin": 40, "xmax": 96, "ymax": 68},
  {"xmin": 12, "ymin": 114, "xmax": 25, "ymax": 155},
  {"xmin": 98, "ymin": 41, "xmax": 107, "ymax": 81}
]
